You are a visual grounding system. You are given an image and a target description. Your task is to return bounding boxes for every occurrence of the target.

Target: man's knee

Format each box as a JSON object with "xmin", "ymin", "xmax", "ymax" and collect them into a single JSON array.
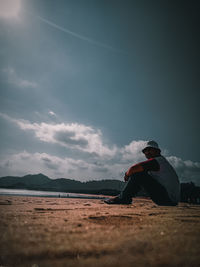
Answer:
[
  {"xmin": 129, "ymin": 172, "xmax": 158, "ymax": 192},
  {"xmin": 129, "ymin": 172, "xmax": 148, "ymax": 181}
]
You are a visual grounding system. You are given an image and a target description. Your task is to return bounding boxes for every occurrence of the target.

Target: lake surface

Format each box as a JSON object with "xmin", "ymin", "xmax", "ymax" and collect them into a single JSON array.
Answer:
[{"xmin": 0, "ymin": 188, "xmax": 106, "ymax": 199}]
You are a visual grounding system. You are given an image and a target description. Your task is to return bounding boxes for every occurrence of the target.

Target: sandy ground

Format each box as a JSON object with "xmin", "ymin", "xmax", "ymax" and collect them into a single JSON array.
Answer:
[{"xmin": 0, "ymin": 196, "xmax": 200, "ymax": 267}]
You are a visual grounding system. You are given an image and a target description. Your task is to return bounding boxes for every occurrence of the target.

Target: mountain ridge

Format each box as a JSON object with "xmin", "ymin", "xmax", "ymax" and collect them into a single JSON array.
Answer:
[{"xmin": 0, "ymin": 173, "xmax": 123, "ymax": 195}]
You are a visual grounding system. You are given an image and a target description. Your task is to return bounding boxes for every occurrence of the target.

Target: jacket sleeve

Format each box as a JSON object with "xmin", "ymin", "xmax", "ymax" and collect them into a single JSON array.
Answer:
[{"xmin": 125, "ymin": 158, "xmax": 160, "ymax": 176}]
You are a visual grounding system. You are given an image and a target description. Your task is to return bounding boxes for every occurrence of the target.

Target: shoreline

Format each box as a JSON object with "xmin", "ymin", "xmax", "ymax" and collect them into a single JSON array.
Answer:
[{"xmin": 0, "ymin": 188, "xmax": 107, "ymax": 199}]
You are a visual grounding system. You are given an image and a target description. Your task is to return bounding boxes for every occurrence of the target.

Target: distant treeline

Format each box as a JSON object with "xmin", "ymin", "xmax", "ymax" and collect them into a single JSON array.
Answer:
[{"xmin": 180, "ymin": 182, "xmax": 200, "ymax": 204}]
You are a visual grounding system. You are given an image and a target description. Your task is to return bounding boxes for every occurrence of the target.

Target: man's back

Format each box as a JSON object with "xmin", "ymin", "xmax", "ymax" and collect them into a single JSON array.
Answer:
[{"xmin": 149, "ymin": 156, "xmax": 180, "ymax": 203}]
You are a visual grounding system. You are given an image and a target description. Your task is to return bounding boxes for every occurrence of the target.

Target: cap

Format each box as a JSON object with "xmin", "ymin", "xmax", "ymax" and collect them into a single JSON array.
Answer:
[{"xmin": 142, "ymin": 140, "xmax": 161, "ymax": 153}]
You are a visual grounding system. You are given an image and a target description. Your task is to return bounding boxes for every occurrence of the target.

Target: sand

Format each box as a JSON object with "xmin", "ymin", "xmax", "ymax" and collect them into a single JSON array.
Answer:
[{"xmin": 0, "ymin": 195, "xmax": 200, "ymax": 267}]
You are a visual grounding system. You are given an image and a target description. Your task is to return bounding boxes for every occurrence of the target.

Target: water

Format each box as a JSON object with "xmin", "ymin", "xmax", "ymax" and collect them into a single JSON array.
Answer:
[{"xmin": 0, "ymin": 188, "xmax": 106, "ymax": 199}]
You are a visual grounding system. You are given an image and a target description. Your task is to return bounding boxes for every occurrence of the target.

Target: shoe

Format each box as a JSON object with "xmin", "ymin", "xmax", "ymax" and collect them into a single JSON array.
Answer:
[{"xmin": 104, "ymin": 196, "xmax": 132, "ymax": 205}]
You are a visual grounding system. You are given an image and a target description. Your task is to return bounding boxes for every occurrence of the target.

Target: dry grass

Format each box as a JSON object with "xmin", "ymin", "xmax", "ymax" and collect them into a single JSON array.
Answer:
[{"xmin": 0, "ymin": 196, "xmax": 200, "ymax": 267}]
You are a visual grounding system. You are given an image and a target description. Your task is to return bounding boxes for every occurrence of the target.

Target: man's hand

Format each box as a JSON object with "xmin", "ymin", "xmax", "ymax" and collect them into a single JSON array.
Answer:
[
  {"xmin": 124, "ymin": 173, "xmax": 129, "ymax": 182},
  {"xmin": 125, "ymin": 164, "xmax": 144, "ymax": 178}
]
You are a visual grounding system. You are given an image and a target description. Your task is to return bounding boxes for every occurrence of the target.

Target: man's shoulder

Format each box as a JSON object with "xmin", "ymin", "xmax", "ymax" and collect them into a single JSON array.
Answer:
[
  {"xmin": 155, "ymin": 156, "xmax": 173, "ymax": 166},
  {"xmin": 154, "ymin": 155, "xmax": 165, "ymax": 161}
]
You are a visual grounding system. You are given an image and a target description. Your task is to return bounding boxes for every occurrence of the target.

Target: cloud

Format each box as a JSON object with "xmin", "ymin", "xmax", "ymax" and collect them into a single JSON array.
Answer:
[
  {"xmin": 41, "ymin": 157, "xmax": 59, "ymax": 170},
  {"xmin": 55, "ymin": 130, "xmax": 89, "ymax": 147},
  {"xmin": 167, "ymin": 156, "xmax": 200, "ymax": 185},
  {"xmin": 121, "ymin": 140, "xmax": 147, "ymax": 163},
  {"xmin": 3, "ymin": 67, "xmax": 38, "ymax": 89},
  {"xmin": 0, "ymin": 151, "xmax": 70, "ymax": 178},
  {"xmin": 0, "ymin": 113, "xmax": 117, "ymax": 157},
  {"xmin": 92, "ymin": 166, "xmax": 109, "ymax": 173},
  {"xmin": 48, "ymin": 111, "xmax": 57, "ymax": 117}
]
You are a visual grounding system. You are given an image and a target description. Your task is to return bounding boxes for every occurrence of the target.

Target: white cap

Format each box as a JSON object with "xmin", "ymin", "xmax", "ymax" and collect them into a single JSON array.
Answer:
[{"xmin": 142, "ymin": 140, "xmax": 161, "ymax": 153}]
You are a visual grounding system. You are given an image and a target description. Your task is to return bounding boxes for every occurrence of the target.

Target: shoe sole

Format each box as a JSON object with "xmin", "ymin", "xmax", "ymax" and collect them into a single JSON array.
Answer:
[{"xmin": 104, "ymin": 200, "xmax": 132, "ymax": 205}]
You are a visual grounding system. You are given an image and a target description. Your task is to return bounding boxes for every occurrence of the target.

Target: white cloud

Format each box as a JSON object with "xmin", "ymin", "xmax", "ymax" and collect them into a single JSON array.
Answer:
[
  {"xmin": 0, "ymin": 113, "xmax": 117, "ymax": 158},
  {"xmin": 167, "ymin": 156, "xmax": 200, "ymax": 185},
  {"xmin": 48, "ymin": 111, "xmax": 57, "ymax": 117},
  {"xmin": 24, "ymin": 121, "xmax": 117, "ymax": 157},
  {"xmin": 121, "ymin": 140, "xmax": 147, "ymax": 163},
  {"xmin": 3, "ymin": 67, "xmax": 38, "ymax": 89}
]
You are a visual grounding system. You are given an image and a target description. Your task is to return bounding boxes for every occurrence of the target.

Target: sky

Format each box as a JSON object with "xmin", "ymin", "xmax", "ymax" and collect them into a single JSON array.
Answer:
[{"xmin": 0, "ymin": 0, "xmax": 199, "ymax": 185}]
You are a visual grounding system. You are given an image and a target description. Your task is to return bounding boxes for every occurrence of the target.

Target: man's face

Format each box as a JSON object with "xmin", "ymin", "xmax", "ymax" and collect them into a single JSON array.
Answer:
[{"xmin": 143, "ymin": 147, "xmax": 160, "ymax": 159}]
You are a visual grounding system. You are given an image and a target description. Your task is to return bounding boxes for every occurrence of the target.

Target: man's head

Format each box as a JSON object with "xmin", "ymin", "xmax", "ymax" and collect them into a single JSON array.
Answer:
[{"xmin": 142, "ymin": 140, "xmax": 161, "ymax": 159}]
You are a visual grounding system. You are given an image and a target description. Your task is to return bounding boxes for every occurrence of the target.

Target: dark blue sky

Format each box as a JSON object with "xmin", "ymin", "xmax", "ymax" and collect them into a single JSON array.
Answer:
[{"xmin": 0, "ymin": 0, "xmax": 199, "ymax": 183}]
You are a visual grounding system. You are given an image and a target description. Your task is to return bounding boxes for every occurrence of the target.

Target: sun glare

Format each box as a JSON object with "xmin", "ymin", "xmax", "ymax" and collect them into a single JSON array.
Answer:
[{"xmin": 0, "ymin": 0, "xmax": 21, "ymax": 18}]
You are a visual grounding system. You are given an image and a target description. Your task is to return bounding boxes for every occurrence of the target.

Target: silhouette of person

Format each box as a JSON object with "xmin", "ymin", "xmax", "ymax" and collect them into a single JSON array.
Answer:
[{"xmin": 105, "ymin": 140, "xmax": 180, "ymax": 206}]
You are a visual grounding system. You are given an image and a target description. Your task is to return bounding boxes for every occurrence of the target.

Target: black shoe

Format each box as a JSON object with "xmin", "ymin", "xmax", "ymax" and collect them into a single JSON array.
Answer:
[{"xmin": 104, "ymin": 196, "xmax": 132, "ymax": 205}]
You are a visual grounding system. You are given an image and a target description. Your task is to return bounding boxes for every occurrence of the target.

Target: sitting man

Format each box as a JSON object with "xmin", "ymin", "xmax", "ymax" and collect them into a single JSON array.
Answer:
[{"xmin": 105, "ymin": 140, "xmax": 180, "ymax": 206}]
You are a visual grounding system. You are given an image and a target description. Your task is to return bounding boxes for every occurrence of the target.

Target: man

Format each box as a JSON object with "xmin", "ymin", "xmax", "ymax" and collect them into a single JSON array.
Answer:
[{"xmin": 105, "ymin": 140, "xmax": 180, "ymax": 206}]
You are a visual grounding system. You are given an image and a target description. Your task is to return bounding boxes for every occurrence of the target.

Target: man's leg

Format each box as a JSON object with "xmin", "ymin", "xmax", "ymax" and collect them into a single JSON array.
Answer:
[
  {"xmin": 119, "ymin": 173, "xmax": 142, "ymax": 201},
  {"xmin": 104, "ymin": 173, "xmax": 143, "ymax": 204},
  {"xmin": 119, "ymin": 172, "xmax": 177, "ymax": 206}
]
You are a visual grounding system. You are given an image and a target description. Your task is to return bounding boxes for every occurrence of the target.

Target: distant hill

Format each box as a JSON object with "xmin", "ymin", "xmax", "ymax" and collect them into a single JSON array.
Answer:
[
  {"xmin": 0, "ymin": 173, "xmax": 124, "ymax": 196},
  {"xmin": 0, "ymin": 173, "xmax": 50, "ymax": 187}
]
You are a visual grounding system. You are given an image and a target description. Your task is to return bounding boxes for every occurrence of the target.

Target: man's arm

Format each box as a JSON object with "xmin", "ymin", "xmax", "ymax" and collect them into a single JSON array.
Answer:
[{"xmin": 124, "ymin": 158, "xmax": 160, "ymax": 181}]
